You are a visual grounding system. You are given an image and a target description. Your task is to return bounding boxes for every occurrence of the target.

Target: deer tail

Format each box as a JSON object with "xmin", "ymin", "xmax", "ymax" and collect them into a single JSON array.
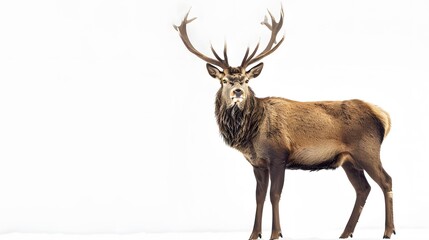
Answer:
[{"xmin": 367, "ymin": 103, "xmax": 391, "ymax": 140}]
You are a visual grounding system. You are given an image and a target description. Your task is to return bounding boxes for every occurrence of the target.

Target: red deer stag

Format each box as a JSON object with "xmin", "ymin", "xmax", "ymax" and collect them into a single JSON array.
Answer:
[{"xmin": 174, "ymin": 7, "xmax": 395, "ymax": 240}]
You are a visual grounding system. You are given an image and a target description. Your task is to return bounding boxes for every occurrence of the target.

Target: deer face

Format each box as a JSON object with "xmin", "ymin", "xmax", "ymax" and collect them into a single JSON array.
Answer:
[{"xmin": 206, "ymin": 63, "xmax": 263, "ymax": 109}]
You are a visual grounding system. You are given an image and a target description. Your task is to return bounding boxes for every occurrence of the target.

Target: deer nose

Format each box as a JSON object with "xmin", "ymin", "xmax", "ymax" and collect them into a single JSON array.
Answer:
[{"xmin": 233, "ymin": 88, "xmax": 243, "ymax": 97}]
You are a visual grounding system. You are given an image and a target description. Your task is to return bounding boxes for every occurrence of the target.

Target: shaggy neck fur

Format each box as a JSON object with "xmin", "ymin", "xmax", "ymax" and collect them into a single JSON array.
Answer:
[{"xmin": 215, "ymin": 88, "xmax": 265, "ymax": 149}]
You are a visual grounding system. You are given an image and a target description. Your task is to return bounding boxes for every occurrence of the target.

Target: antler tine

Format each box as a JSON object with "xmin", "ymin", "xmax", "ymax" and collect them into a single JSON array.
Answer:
[
  {"xmin": 262, "ymin": 15, "xmax": 273, "ymax": 31},
  {"xmin": 211, "ymin": 44, "xmax": 223, "ymax": 62},
  {"xmin": 210, "ymin": 42, "xmax": 229, "ymax": 67},
  {"xmin": 241, "ymin": 47, "xmax": 250, "ymax": 67},
  {"xmin": 247, "ymin": 42, "xmax": 260, "ymax": 62},
  {"xmin": 241, "ymin": 41, "xmax": 260, "ymax": 68},
  {"xmin": 223, "ymin": 42, "xmax": 229, "ymax": 66},
  {"xmin": 241, "ymin": 7, "xmax": 285, "ymax": 68},
  {"xmin": 174, "ymin": 9, "xmax": 229, "ymax": 69},
  {"xmin": 173, "ymin": 9, "xmax": 196, "ymax": 30},
  {"xmin": 241, "ymin": 42, "xmax": 260, "ymax": 68}
]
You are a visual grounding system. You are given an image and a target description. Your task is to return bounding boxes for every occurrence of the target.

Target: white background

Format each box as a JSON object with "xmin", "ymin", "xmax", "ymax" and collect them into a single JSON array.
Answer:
[{"xmin": 0, "ymin": 0, "xmax": 428, "ymax": 238}]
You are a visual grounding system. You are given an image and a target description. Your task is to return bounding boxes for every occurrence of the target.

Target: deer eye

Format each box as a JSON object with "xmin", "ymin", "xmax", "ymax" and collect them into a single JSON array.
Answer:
[
  {"xmin": 222, "ymin": 79, "xmax": 227, "ymax": 84},
  {"xmin": 245, "ymin": 80, "xmax": 249, "ymax": 83}
]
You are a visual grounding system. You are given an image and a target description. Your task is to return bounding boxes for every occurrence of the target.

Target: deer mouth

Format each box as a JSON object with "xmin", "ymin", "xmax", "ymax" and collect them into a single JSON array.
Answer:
[{"xmin": 231, "ymin": 96, "xmax": 245, "ymax": 104}]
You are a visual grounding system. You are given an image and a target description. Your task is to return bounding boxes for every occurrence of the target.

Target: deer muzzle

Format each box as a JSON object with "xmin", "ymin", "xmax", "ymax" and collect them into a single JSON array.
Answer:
[{"xmin": 231, "ymin": 88, "xmax": 245, "ymax": 103}]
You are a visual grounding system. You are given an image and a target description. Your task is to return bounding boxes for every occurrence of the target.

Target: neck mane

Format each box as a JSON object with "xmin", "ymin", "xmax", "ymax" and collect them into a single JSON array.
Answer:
[{"xmin": 215, "ymin": 88, "xmax": 264, "ymax": 149}]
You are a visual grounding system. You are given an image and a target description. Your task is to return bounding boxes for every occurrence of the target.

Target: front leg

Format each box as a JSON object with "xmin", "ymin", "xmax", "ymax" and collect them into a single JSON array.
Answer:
[
  {"xmin": 269, "ymin": 162, "xmax": 286, "ymax": 240},
  {"xmin": 249, "ymin": 167, "xmax": 269, "ymax": 240}
]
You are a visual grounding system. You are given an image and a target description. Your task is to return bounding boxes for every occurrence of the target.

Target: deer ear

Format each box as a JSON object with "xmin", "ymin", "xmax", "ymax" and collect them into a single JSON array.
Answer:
[
  {"xmin": 206, "ymin": 63, "xmax": 223, "ymax": 79},
  {"xmin": 246, "ymin": 62, "xmax": 264, "ymax": 79}
]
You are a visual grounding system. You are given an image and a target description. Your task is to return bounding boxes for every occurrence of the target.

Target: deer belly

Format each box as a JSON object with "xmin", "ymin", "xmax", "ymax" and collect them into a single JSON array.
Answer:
[{"xmin": 286, "ymin": 144, "xmax": 345, "ymax": 171}]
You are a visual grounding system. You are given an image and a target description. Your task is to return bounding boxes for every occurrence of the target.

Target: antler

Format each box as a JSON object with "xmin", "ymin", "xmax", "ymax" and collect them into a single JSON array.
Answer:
[
  {"xmin": 174, "ymin": 9, "xmax": 229, "ymax": 69},
  {"xmin": 241, "ymin": 7, "xmax": 285, "ymax": 69}
]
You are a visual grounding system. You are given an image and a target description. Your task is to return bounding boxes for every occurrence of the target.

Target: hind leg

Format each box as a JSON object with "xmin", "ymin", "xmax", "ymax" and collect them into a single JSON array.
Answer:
[
  {"xmin": 360, "ymin": 157, "xmax": 395, "ymax": 238},
  {"xmin": 340, "ymin": 161, "xmax": 371, "ymax": 238}
]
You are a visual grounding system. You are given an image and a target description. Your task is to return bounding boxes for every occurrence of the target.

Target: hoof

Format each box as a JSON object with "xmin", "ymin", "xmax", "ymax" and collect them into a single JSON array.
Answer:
[
  {"xmin": 249, "ymin": 233, "xmax": 262, "ymax": 240},
  {"xmin": 383, "ymin": 228, "xmax": 396, "ymax": 239},
  {"xmin": 339, "ymin": 231, "xmax": 353, "ymax": 238},
  {"xmin": 269, "ymin": 232, "xmax": 283, "ymax": 240}
]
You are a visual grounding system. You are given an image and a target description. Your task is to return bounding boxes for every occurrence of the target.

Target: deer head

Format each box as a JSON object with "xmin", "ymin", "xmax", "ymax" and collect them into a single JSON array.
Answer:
[{"xmin": 174, "ymin": 7, "xmax": 285, "ymax": 109}]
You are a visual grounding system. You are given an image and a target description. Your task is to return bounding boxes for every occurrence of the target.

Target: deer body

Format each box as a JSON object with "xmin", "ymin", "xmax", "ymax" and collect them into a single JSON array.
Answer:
[
  {"xmin": 217, "ymin": 95, "xmax": 389, "ymax": 170},
  {"xmin": 174, "ymin": 7, "xmax": 395, "ymax": 240}
]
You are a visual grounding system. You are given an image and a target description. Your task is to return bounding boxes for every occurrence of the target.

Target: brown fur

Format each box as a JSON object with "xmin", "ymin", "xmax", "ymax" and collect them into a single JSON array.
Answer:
[
  {"xmin": 221, "ymin": 96, "xmax": 388, "ymax": 170},
  {"xmin": 215, "ymin": 92, "xmax": 395, "ymax": 239},
  {"xmin": 174, "ymin": 8, "xmax": 395, "ymax": 240}
]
